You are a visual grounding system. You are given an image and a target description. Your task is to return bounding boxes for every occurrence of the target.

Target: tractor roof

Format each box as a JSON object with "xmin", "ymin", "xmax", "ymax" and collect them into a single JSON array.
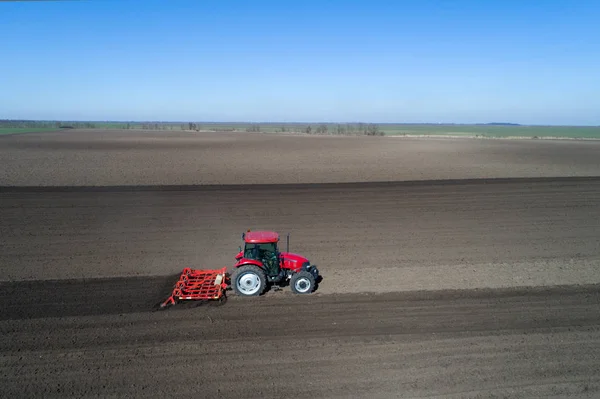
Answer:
[{"xmin": 244, "ymin": 231, "xmax": 279, "ymax": 244}]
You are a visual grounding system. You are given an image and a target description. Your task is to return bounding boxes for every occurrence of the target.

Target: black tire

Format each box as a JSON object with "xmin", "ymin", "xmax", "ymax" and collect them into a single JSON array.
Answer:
[
  {"xmin": 290, "ymin": 271, "xmax": 316, "ymax": 294},
  {"xmin": 232, "ymin": 265, "xmax": 267, "ymax": 297}
]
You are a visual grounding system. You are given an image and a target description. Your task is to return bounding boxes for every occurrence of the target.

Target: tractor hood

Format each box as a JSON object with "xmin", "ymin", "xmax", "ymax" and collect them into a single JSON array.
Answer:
[
  {"xmin": 280, "ymin": 252, "xmax": 309, "ymax": 264},
  {"xmin": 280, "ymin": 252, "xmax": 312, "ymax": 274}
]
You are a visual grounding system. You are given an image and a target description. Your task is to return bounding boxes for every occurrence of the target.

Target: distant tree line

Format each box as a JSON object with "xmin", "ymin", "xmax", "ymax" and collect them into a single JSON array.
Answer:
[
  {"xmin": 0, "ymin": 120, "xmax": 385, "ymax": 136},
  {"xmin": 301, "ymin": 123, "xmax": 383, "ymax": 136},
  {"xmin": 246, "ymin": 124, "xmax": 261, "ymax": 132},
  {"xmin": 0, "ymin": 120, "xmax": 97, "ymax": 129},
  {"xmin": 254, "ymin": 123, "xmax": 384, "ymax": 136}
]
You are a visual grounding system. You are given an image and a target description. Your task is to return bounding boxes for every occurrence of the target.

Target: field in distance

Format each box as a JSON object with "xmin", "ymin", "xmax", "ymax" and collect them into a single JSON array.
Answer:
[
  {"xmin": 0, "ymin": 127, "xmax": 60, "ymax": 135},
  {"xmin": 380, "ymin": 123, "xmax": 600, "ymax": 138},
  {"xmin": 2, "ymin": 121, "xmax": 600, "ymax": 139},
  {"xmin": 193, "ymin": 122, "xmax": 600, "ymax": 138},
  {"xmin": 3, "ymin": 128, "xmax": 600, "ymax": 186}
]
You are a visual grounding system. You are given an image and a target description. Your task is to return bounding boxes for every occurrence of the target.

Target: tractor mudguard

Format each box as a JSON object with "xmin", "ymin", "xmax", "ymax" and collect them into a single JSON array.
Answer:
[{"xmin": 234, "ymin": 258, "xmax": 264, "ymax": 269}]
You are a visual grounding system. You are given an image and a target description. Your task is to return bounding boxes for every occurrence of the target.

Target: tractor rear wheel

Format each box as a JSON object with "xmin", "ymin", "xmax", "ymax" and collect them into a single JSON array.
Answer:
[
  {"xmin": 290, "ymin": 271, "xmax": 316, "ymax": 294},
  {"xmin": 232, "ymin": 265, "xmax": 267, "ymax": 296}
]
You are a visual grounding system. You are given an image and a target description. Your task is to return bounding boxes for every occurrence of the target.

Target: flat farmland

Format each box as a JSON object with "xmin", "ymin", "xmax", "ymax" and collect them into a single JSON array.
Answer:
[
  {"xmin": 380, "ymin": 124, "xmax": 600, "ymax": 138},
  {"xmin": 2, "ymin": 129, "xmax": 600, "ymax": 186},
  {"xmin": 2, "ymin": 129, "xmax": 600, "ymax": 398},
  {"xmin": 2, "ymin": 128, "xmax": 600, "ymax": 291}
]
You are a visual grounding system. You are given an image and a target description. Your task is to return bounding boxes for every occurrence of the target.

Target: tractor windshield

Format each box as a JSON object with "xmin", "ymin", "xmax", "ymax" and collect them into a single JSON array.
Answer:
[
  {"xmin": 244, "ymin": 242, "xmax": 280, "ymax": 276},
  {"xmin": 244, "ymin": 242, "xmax": 278, "ymax": 260}
]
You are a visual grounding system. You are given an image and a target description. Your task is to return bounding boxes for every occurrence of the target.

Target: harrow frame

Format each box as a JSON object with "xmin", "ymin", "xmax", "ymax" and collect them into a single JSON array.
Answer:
[{"xmin": 160, "ymin": 267, "xmax": 229, "ymax": 309}]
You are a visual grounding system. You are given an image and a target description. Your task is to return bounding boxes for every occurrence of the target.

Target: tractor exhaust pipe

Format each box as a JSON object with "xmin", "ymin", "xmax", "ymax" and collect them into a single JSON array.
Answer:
[{"xmin": 287, "ymin": 233, "xmax": 290, "ymax": 253}]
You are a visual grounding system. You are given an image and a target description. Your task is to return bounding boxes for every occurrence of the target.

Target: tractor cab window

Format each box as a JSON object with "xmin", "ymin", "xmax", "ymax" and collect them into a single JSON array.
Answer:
[{"xmin": 244, "ymin": 242, "xmax": 278, "ymax": 260}]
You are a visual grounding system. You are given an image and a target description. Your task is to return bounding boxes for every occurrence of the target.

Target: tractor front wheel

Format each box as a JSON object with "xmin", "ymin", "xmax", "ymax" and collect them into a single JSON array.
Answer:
[
  {"xmin": 232, "ymin": 265, "xmax": 267, "ymax": 296},
  {"xmin": 290, "ymin": 271, "xmax": 316, "ymax": 294}
]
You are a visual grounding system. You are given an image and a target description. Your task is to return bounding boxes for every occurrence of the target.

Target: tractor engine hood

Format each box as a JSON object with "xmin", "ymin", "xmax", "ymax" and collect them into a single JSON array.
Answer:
[
  {"xmin": 280, "ymin": 252, "xmax": 309, "ymax": 265},
  {"xmin": 280, "ymin": 252, "xmax": 315, "ymax": 275}
]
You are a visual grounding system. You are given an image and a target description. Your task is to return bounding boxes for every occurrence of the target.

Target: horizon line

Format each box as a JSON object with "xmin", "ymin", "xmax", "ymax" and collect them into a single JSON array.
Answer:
[{"xmin": 2, "ymin": 119, "xmax": 599, "ymax": 127}]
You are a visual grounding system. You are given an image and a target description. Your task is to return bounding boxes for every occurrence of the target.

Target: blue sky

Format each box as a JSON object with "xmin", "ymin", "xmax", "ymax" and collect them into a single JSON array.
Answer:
[{"xmin": 1, "ymin": 0, "xmax": 599, "ymax": 124}]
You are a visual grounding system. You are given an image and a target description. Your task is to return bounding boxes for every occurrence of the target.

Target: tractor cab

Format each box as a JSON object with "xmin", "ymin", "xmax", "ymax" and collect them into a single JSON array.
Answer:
[{"xmin": 238, "ymin": 231, "xmax": 281, "ymax": 277}]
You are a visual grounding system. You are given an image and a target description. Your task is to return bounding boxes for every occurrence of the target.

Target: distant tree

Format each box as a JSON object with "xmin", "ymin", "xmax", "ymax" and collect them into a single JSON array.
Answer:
[
  {"xmin": 316, "ymin": 124, "xmax": 328, "ymax": 134},
  {"xmin": 366, "ymin": 124, "xmax": 382, "ymax": 136},
  {"xmin": 305, "ymin": 125, "xmax": 312, "ymax": 134},
  {"xmin": 355, "ymin": 123, "xmax": 363, "ymax": 135}
]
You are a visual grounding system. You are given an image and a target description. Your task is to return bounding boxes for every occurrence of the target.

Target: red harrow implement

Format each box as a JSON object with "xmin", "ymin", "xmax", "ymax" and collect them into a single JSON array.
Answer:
[{"xmin": 159, "ymin": 267, "xmax": 230, "ymax": 309}]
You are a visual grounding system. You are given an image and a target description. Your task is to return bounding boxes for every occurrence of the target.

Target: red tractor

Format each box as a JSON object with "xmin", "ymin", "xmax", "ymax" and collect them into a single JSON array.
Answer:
[
  {"xmin": 159, "ymin": 230, "xmax": 319, "ymax": 308},
  {"xmin": 231, "ymin": 230, "xmax": 320, "ymax": 296}
]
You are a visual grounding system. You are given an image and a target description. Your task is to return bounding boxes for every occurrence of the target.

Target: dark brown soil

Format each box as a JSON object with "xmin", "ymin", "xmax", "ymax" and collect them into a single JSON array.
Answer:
[
  {"xmin": 1, "ymin": 282, "xmax": 599, "ymax": 398},
  {"xmin": 2, "ymin": 178, "xmax": 599, "ymax": 291}
]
